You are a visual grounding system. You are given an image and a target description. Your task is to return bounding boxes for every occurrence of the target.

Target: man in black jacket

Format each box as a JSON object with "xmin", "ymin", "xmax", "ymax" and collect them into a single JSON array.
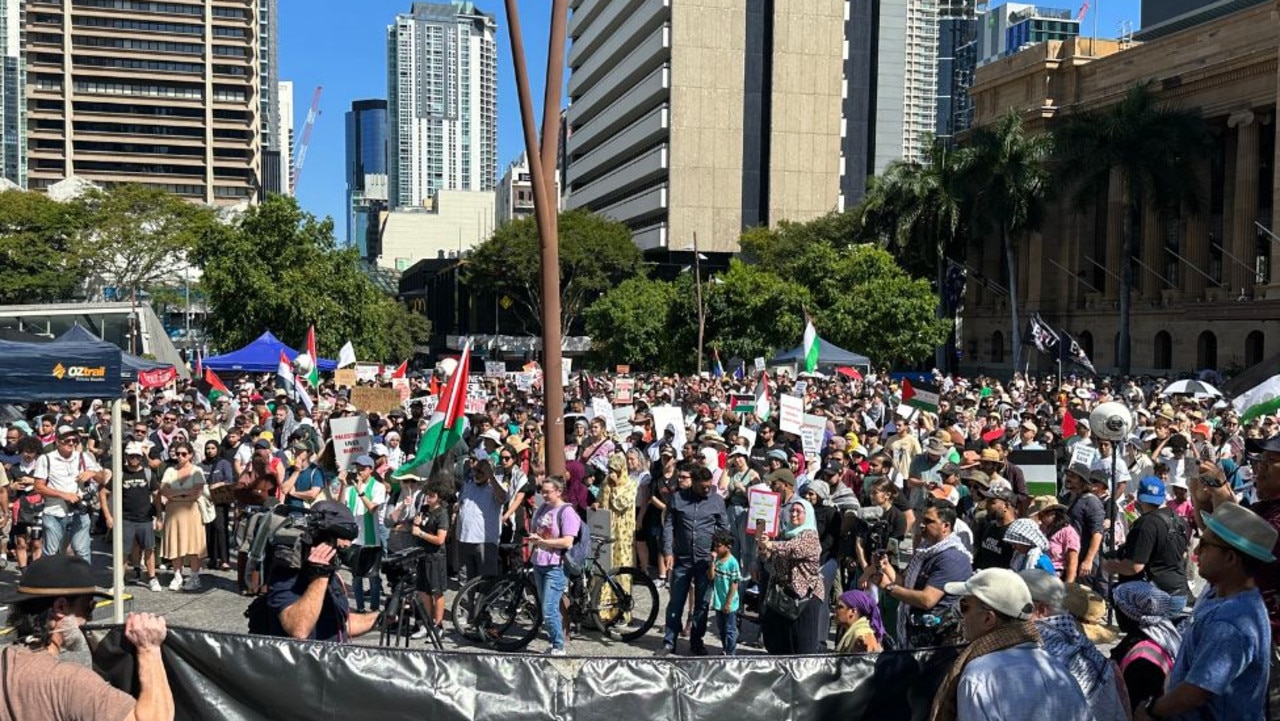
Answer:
[{"xmin": 657, "ymin": 465, "xmax": 727, "ymax": 656}]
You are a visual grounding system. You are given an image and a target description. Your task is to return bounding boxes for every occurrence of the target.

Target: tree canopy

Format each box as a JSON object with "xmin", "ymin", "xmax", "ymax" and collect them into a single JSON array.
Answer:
[{"xmin": 0, "ymin": 190, "xmax": 88, "ymax": 304}]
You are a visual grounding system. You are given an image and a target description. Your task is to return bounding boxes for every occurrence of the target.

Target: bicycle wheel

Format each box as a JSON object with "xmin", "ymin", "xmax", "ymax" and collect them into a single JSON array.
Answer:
[
  {"xmin": 591, "ymin": 568, "xmax": 659, "ymax": 642},
  {"xmin": 450, "ymin": 576, "xmax": 493, "ymax": 641},
  {"xmin": 474, "ymin": 576, "xmax": 542, "ymax": 652}
]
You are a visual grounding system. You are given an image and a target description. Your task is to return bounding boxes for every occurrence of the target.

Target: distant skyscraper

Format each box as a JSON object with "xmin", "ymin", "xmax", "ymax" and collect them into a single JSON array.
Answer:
[
  {"xmin": 346, "ymin": 99, "xmax": 389, "ymax": 254},
  {"xmin": 386, "ymin": 1, "xmax": 498, "ymax": 209},
  {"xmin": 0, "ymin": 0, "xmax": 23, "ymax": 187},
  {"xmin": 278, "ymin": 80, "xmax": 295, "ymax": 196},
  {"xmin": 936, "ymin": 0, "xmax": 977, "ymax": 145},
  {"xmin": 259, "ymin": 0, "xmax": 282, "ymax": 196},
  {"xmin": 976, "ymin": 3, "xmax": 1079, "ymax": 65}
]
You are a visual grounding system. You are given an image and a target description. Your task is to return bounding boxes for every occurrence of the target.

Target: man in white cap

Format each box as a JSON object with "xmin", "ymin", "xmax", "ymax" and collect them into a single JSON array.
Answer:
[
  {"xmin": 1138, "ymin": 502, "xmax": 1277, "ymax": 721},
  {"xmin": 33, "ymin": 425, "xmax": 106, "ymax": 563},
  {"xmin": 931, "ymin": 568, "xmax": 1090, "ymax": 721}
]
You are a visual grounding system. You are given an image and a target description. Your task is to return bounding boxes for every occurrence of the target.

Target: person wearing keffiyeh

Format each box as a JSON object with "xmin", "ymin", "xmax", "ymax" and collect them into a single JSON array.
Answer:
[{"xmin": 1111, "ymin": 580, "xmax": 1186, "ymax": 715}]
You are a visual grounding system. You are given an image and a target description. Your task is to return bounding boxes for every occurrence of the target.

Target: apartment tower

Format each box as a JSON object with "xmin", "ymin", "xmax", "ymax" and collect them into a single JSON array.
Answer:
[
  {"xmin": 22, "ymin": 0, "xmax": 262, "ymax": 203},
  {"xmin": 386, "ymin": 1, "xmax": 497, "ymax": 209},
  {"xmin": 564, "ymin": 0, "xmax": 846, "ymax": 253}
]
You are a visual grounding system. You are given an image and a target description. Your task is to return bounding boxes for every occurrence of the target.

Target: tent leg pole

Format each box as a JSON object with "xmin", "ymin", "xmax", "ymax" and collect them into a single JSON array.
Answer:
[{"xmin": 112, "ymin": 398, "xmax": 125, "ymax": 624}]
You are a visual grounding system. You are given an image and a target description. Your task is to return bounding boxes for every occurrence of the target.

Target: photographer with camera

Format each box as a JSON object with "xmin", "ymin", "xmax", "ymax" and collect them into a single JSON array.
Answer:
[
  {"xmin": 263, "ymin": 501, "xmax": 379, "ymax": 641},
  {"xmin": 33, "ymin": 425, "xmax": 105, "ymax": 563}
]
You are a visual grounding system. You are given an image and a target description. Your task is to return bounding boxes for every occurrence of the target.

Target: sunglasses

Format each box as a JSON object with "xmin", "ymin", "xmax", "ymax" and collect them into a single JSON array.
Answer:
[
  {"xmin": 58, "ymin": 438, "xmax": 77, "ymax": 445},
  {"xmin": 499, "ymin": 455, "xmax": 513, "ymax": 461},
  {"xmin": 173, "ymin": 451, "xmax": 191, "ymax": 457}
]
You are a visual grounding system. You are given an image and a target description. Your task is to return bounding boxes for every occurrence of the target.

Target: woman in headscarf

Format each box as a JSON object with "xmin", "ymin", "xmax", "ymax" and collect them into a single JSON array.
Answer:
[
  {"xmin": 757, "ymin": 499, "xmax": 825, "ymax": 654},
  {"xmin": 1001, "ymin": 517, "xmax": 1057, "ymax": 574},
  {"xmin": 563, "ymin": 460, "xmax": 592, "ymax": 517},
  {"xmin": 834, "ymin": 589, "xmax": 885, "ymax": 653},
  {"xmin": 1110, "ymin": 580, "xmax": 1186, "ymax": 714}
]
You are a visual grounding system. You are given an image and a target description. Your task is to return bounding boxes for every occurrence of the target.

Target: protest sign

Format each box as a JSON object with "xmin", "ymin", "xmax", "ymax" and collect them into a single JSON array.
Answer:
[
  {"xmin": 390, "ymin": 377, "xmax": 410, "ymax": 401},
  {"xmin": 515, "ymin": 372, "xmax": 535, "ymax": 391},
  {"xmin": 779, "ymin": 394, "xmax": 804, "ymax": 434},
  {"xmin": 793, "ymin": 380, "xmax": 808, "ymax": 396},
  {"xmin": 738, "ymin": 426, "xmax": 757, "ymax": 452},
  {"xmin": 1069, "ymin": 443, "xmax": 1098, "ymax": 472},
  {"xmin": 613, "ymin": 406, "xmax": 634, "ymax": 438},
  {"xmin": 754, "ymin": 357, "xmax": 766, "ymax": 373},
  {"xmin": 485, "ymin": 362, "xmax": 505, "ymax": 379},
  {"xmin": 614, "ymin": 378, "xmax": 634, "ymax": 405},
  {"xmin": 330, "ymin": 416, "xmax": 371, "ymax": 470},
  {"xmin": 615, "ymin": 365, "xmax": 630, "ymax": 375},
  {"xmin": 349, "ymin": 387, "xmax": 402, "ymax": 415},
  {"xmin": 650, "ymin": 405, "xmax": 686, "ymax": 451},
  {"xmin": 355, "ymin": 364, "xmax": 381, "ymax": 382},
  {"xmin": 465, "ymin": 397, "xmax": 487, "ymax": 414},
  {"xmin": 747, "ymin": 488, "xmax": 781, "ymax": 538},
  {"xmin": 588, "ymin": 397, "xmax": 617, "ymax": 433},
  {"xmin": 334, "ymin": 368, "xmax": 357, "ymax": 388},
  {"xmin": 800, "ymin": 413, "xmax": 826, "ymax": 458},
  {"xmin": 403, "ymin": 395, "xmax": 438, "ymax": 415},
  {"xmin": 138, "ymin": 367, "xmax": 177, "ymax": 389}
]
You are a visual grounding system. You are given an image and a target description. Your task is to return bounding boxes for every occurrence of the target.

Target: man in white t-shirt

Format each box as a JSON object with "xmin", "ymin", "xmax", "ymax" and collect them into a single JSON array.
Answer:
[
  {"xmin": 34, "ymin": 426, "xmax": 106, "ymax": 562},
  {"xmin": 343, "ymin": 454, "xmax": 387, "ymax": 613}
]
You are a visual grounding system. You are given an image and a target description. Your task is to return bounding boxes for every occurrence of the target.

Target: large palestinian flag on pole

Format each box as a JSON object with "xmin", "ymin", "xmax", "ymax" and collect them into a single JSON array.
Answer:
[
  {"xmin": 802, "ymin": 315, "xmax": 819, "ymax": 373},
  {"xmin": 393, "ymin": 341, "xmax": 472, "ymax": 478}
]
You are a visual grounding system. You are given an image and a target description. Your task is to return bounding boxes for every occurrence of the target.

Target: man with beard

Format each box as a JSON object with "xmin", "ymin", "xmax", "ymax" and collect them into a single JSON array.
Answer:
[
  {"xmin": 2, "ymin": 555, "xmax": 174, "ymax": 721},
  {"xmin": 657, "ymin": 465, "xmax": 728, "ymax": 656}
]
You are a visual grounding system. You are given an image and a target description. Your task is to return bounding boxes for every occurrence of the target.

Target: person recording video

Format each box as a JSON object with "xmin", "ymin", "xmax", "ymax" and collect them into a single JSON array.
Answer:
[{"xmin": 263, "ymin": 501, "xmax": 379, "ymax": 642}]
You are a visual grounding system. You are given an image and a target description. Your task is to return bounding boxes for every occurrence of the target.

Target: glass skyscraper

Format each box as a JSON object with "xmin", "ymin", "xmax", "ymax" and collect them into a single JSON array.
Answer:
[{"xmin": 346, "ymin": 98, "xmax": 388, "ymax": 253}]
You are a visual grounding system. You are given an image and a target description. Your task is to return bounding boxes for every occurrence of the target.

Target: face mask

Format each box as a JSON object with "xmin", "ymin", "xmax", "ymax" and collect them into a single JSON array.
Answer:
[{"xmin": 54, "ymin": 613, "xmax": 88, "ymax": 655}]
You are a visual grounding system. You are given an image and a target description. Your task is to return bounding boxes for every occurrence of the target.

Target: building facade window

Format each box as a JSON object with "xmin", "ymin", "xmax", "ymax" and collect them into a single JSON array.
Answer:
[
  {"xmin": 1153, "ymin": 331, "xmax": 1172, "ymax": 370},
  {"xmin": 1246, "ymin": 331, "xmax": 1265, "ymax": 368},
  {"xmin": 1197, "ymin": 331, "xmax": 1217, "ymax": 370}
]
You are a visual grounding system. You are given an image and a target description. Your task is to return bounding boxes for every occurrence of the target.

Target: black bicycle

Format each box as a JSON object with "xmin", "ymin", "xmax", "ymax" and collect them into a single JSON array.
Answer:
[{"xmin": 455, "ymin": 535, "xmax": 660, "ymax": 652}]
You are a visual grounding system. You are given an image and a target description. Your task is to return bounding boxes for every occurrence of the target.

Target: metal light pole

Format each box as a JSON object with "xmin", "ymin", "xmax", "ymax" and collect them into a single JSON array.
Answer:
[
  {"xmin": 692, "ymin": 233, "xmax": 705, "ymax": 375},
  {"xmin": 504, "ymin": 0, "xmax": 568, "ymax": 477}
]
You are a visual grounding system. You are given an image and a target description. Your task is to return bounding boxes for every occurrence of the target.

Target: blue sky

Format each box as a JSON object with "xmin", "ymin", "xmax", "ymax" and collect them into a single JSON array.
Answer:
[{"xmin": 279, "ymin": 0, "xmax": 1141, "ymax": 231}]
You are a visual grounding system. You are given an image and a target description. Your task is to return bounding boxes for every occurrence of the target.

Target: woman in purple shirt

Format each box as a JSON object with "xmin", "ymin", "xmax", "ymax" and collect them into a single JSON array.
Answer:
[{"xmin": 528, "ymin": 476, "xmax": 582, "ymax": 656}]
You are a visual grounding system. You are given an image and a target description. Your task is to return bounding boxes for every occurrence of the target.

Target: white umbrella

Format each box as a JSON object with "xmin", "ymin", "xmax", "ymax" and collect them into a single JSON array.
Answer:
[{"xmin": 1160, "ymin": 379, "xmax": 1222, "ymax": 398}]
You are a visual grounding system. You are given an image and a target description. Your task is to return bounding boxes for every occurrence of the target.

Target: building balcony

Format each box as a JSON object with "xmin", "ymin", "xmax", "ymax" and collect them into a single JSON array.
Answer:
[
  {"xmin": 568, "ymin": 0, "xmax": 668, "ymax": 73},
  {"xmin": 566, "ymin": 143, "xmax": 667, "ymax": 209},
  {"xmin": 568, "ymin": 104, "xmax": 667, "ymax": 185},
  {"xmin": 567, "ymin": 64, "xmax": 668, "ymax": 154},
  {"xmin": 569, "ymin": 23, "xmax": 668, "ymax": 114}
]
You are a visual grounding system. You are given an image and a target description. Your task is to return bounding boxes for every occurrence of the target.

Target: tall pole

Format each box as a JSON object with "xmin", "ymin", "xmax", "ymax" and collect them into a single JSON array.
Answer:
[
  {"xmin": 110, "ymin": 398, "xmax": 124, "ymax": 623},
  {"xmin": 694, "ymin": 233, "xmax": 705, "ymax": 375},
  {"xmin": 504, "ymin": 0, "xmax": 568, "ymax": 477}
]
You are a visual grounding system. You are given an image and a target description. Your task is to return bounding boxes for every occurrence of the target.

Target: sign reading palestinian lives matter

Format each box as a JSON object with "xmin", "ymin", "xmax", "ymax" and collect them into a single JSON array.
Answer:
[
  {"xmin": 747, "ymin": 488, "xmax": 782, "ymax": 538},
  {"xmin": 330, "ymin": 415, "xmax": 372, "ymax": 470},
  {"xmin": 614, "ymin": 378, "xmax": 635, "ymax": 405},
  {"xmin": 779, "ymin": 394, "xmax": 805, "ymax": 434},
  {"xmin": 485, "ymin": 362, "xmax": 505, "ymax": 379},
  {"xmin": 333, "ymin": 368, "xmax": 357, "ymax": 388},
  {"xmin": 613, "ymin": 407, "xmax": 634, "ymax": 439},
  {"xmin": 349, "ymin": 387, "xmax": 403, "ymax": 415},
  {"xmin": 800, "ymin": 413, "xmax": 826, "ymax": 458}
]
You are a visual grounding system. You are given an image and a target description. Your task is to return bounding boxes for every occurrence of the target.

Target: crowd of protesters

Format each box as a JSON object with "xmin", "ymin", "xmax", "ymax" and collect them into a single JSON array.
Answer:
[{"xmin": 2, "ymin": 364, "xmax": 1279, "ymax": 720}]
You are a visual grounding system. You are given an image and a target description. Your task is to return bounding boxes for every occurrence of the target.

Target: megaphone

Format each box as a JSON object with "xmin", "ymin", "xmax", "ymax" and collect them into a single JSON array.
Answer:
[{"xmin": 1089, "ymin": 401, "xmax": 1133, "ymax": 442}]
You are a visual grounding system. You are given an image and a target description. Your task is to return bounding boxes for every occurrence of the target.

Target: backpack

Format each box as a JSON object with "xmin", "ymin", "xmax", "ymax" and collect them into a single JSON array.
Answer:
[
  {"xmin": 555, "ymin": 505, "xmax": 590, "ymax": 576},
  {"xmin": 15, "ymin": 492, "xmax": 44, "ymax": 526}
]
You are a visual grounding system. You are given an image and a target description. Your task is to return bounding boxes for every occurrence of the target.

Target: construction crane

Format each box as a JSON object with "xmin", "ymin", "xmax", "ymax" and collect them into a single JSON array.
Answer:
[{"xmin": 290, "ymin": 85, "xmax": 323, "ymax": 194}]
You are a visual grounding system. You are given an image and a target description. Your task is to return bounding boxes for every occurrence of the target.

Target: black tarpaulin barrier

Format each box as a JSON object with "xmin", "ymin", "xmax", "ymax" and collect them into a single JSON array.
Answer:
[{"xmin": 89, "ymin": 626, "xmax": 958, "ymax": 721}]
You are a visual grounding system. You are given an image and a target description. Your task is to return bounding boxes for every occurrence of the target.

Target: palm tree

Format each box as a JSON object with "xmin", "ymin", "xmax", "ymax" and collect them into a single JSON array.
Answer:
[
  {"xmin": 858, "ymin": 139, "xmax": 967, "ymax": 369},
  {"xmin": 960, "ymin": 109, "xmax": 1053, "ymax": 371},
  {"xmin": 1054, "ymin": 82, "xmax": 1211, "ymax": 375}
]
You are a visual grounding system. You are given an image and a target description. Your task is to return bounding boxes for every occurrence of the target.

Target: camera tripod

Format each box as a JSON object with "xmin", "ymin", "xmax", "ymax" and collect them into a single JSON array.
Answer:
[{"xmin": 378, "ymin": 570, "xmax": 443, "ymax": 650}]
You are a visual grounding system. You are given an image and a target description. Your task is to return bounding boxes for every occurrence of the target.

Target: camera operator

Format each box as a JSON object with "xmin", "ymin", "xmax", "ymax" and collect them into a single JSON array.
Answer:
[
  {"xmin": 3, "ymin": 555, "xmax": 173, "ymax": 721},
  {"xmin": 34, "ymin": 425, "xmax": 106, "ymax": 562},
  {"xmin": 265, "ymin": 501, "xmax": 379, "ymax": 641}
]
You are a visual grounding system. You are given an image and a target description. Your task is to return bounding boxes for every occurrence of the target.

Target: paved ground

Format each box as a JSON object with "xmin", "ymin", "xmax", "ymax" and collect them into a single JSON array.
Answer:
[{"xmin": 0, "ymin": 539, "xmax": 770, "ymax": 657}]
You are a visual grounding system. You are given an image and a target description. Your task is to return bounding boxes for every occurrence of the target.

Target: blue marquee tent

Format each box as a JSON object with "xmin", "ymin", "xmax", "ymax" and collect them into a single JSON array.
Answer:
[
  {"xmin": 0, "ymin": 337, "xmax": 124, "ymax": 403},
  {"xmin": 768, "ymin": 338, "xmax": 872, "ymax": 372},
  {"xmin": 50, "ymin": 325, "xmax": 178, "ymax": 381},
  {"xmin": 202, "ymin": 331, "xmax": 338, "ymax": 374}
]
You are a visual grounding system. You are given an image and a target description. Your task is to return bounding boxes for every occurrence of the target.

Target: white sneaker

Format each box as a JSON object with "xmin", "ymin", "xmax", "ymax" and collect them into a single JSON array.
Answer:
[
  {"xmin": 546, "ymin": 647, "xmax": 566, "ymax": 656},
  {"xmin": 168, "ymin": 572, "xmax": 184, "ymax": 592},
  {"xmin": 148, "ymin": 577, "xmax": 162, "ymax": 593},
  {"xmin": 409, "ymin": 626, "xmax": 430, "ymax": 640},
  {"xmin": 184, "ymin": 574, "xmax": 201, "ymax": 592}
]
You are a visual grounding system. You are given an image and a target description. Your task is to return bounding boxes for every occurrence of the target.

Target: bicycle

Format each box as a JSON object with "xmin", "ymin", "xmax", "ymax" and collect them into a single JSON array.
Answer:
[{"xmin": 457, "ymin": 535, "xmax": 660, "ymax": 652}]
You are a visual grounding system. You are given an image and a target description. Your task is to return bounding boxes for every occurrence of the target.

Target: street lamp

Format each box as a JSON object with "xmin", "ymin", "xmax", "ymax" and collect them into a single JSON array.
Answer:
[{"xmin": 682, "ymin": 235, "xmax": 709, "ymax": 374}]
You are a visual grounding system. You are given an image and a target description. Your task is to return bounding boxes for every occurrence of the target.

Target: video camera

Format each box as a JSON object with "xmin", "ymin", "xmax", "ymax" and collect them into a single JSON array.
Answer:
[
  {"xmin": 856, "ymin": 506, "xmax": 895, "ymax": 566},
  {"xmin": 381, "ymin": 546, "xmax": 426, "ymax": 587},
  {"xmin": 252, "ymin": 504, "xmax": 360, "ymax": 577}
]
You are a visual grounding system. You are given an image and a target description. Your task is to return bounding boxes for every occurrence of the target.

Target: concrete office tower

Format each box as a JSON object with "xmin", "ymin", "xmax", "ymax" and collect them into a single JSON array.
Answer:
[
  {"xmin": 277, "ymin": 79, "xmax": 293, "ymax": 195},
  {"xmin": 564, "ymin": 0, "xmax": 845, "ymax": 253},
  {"xmin": 0, "ymin": 0, "xmax": 23, "ymax": 187},
  {"xmin": 346, "ymin": 98, "xmax": 389, "ymax": 254},
  {"xmin": 21, "ymin": 0, "xmax": 262, "ymax": 204},
  {"xmin": 258, "ymin": 0, "xmax": 280, "ymax": 195},
  {"xmin": 387, "ymin": 1, "xmax": 498, "ymax": 209},
  {"xmin": 976, "ymin": 2, "xmax": 1079, "ymax": 66}
]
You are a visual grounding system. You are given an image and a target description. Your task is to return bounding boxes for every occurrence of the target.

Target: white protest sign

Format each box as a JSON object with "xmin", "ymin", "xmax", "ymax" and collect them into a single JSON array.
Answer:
[
  {"xmin": 800, "ymin": 413, "xmax": 826, "ymax": 458},
  {"xmin": 355, "ymin": 363, "xmax": 381, "ymax": 382},
  {"xmin": 650, "ymin": 405, "xmax": 686, "ymax": 451},
  {"xmin": 330, "ymin": 416, "xmax": 372, "ymax": 470},
  {"xmin": 588, "ymin": 396, "xmax": 617, "ymax": 433},
  {"xmin": 390, "ymin": 377, "xmax": 410, "ymax": 401},
  {"xmin": 465, "ymin": 397, "xmax": 487, "ymax": 414},
  {"xmin": 779, "ymin": 393, "xmax": 804, "ymax": 434},
  {"xmin": 515, "ymin": 372, "xmax": 535, "ymax": 391},
  {"xmin": 485, "ymin": 361, "xmax": 505, "ymax": 378},
  {"xmin": 737, "ymin": 426, "xmax": 757, "ymax": 453},
  {"xmin": 793, "ymin": 380, "xmax": 808, "ymax": 396},
  {"xmin": 1069, "ymin": 443, "xmax": 1098, "ymax": 471},
  {"xmin": 613, "ymin": 406, "xmax": 634, "ymax": 438},
  {"xmin": 754, "ymin": 357, "xmax": 766, "ymax": 373},
  {"xmin": 747, "ymin": 488, "xmax": 782, "ymax": 538},
  {"xmin": 614, "ymin": 378, "xmax": 634, "ymax": 405}
]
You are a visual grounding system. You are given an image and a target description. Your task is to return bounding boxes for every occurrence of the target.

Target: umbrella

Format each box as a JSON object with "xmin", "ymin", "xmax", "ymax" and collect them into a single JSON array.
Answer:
[
  {"xmin": 1160, "ymin": 379, "xmax": 1222, "ymax": 398},
  {"xmin": 835, "ymin": 366, "xmax": 863, "ymax": 380}
]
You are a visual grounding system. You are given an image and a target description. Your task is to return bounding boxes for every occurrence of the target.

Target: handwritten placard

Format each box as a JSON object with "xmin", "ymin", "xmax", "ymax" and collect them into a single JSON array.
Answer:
[{"xmin": 747, "ymin": 488, "xmax": 782, "ymax": 538}]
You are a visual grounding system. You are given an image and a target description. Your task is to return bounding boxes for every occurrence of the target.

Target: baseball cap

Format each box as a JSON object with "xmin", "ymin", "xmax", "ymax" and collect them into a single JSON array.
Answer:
[
  {"xmin": 56, "ymin": 425, "xmax": 78, "ymax": 439},
  {"xmin": 253, "ymin": 439, "xmax": 272, "ymax": 450},
  {"xmin": 370, "ymin": 443, "xmax": 389, "ymax": 457},
  {"xmin": 124, "ymin": 441, "xmax": 147, "ymax": 457},
  {"xmin": 1136, "ymin": 476, "xmax": 1166, "ymax": 505},
  {"xmin": 2, "ymin": 555, "xmax": 110, "ymax": 604},
  {"xmin": 766, "ymin": 449, "xmax": 789, "ymax": 463},
  {"xmin": 944, "ymin": 568, "xmax": 1034, "ymax": 620},
  {"xmin": 353, "ymin": 454, "xmax": 376, "ymax": 468},
  {"xmin": 980, "ymin": 478, "xmax": 1014, "ymax": 501}
]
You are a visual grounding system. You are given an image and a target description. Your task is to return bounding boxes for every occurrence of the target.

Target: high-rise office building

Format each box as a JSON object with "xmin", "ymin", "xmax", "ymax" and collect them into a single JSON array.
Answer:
[
  {"xmin": 21, "ymin": 0, "xmax": 261, "ymax": 203},
  {"xmin": 936, "ymin": 0, "xmax": 977, "ymax": 145},
  {"xmin": 386, "ymin": 1, "xmax": 497, "ymax": 209},
  {"xmin": 346, "ymin": 98, "xmax": 389, "ymax": 254},
  {"xmin": 0, "ymin": 0, "xmax": 24, "ymax": 187},
  {"xmin": 258, "ymin": 0, "xmax": 280, "ymax": 196},
  {"xmin": 277, "ymin": 79, "xmax": 293, "ymax": 195},
  {"xmin": 1137, "ymin": 0, "xmax": 1266, "ymax": 39},
  {"xmin": 565, "ymin": 0, "xmax": 845, "ymax": 253},
  {"xmin": 976, "ymin": 2, "xmax": 1079, "ymax": 65}
]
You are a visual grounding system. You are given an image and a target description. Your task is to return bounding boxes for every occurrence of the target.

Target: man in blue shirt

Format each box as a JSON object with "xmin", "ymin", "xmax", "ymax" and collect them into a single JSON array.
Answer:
[{"xmin": 1139, "ymin": 502, "xmax": 1276, "ymax": 721}]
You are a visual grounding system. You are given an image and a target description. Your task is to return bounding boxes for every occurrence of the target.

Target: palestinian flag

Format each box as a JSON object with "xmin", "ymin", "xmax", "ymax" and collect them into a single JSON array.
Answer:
[
  {"xmin": 1233, "ymin": 373, "xmax": 1280, "ymax": 423},
  {"xmin": 390, "ymin": 360, "xmax": 408, "ymax": 379},
  {"xmin": 730, "ymin": 393, "xmax": 755, "ymax": 415},
  {"xmin": 802, "ymin": 315, "xmax": 819, "ymax": 373},
  {"xmin": 393, "ymin": 341, "xmax": 471, "ymax": 478},
  {"xmin": 304, "ymin": 325, "xmax": 320, "ymax": 388},
  {"xmin": 202, "ymin": 368, "xmax": 230, "ymax": 404},
  {"xmin": 902, "ymin": 378, "xmax": 940, "ymax": 413},
  {"xmin": 278, "ymin": 351, "xmax": 314, "ymax": 413},
  {"xmin": 753, "ymin": 371, "xmax": 772, "ymax": 422}
]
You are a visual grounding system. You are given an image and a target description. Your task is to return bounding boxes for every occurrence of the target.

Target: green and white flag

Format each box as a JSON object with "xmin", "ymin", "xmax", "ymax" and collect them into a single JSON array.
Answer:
[
  {"xmin": 1233, "ymin": 373, "xmax": 1280, "ymax": 423},
  {"xmin": 803, "ymin": 316, "xmax": 819, "ymax": 373},
  {"xmin": 393, "ymin": 341, "xmax": 472, "ymax": 478}
]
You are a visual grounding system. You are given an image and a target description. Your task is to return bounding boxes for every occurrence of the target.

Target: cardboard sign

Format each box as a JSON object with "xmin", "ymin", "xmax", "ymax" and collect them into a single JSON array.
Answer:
[
  {"xmin": 348, "ymin": 387, "xmax": 402, "ymax": 415},
  {"xmin": 334, "ymin": 368, "xmax": 357, "ymax": 388},
  {"xmin": 1008, "ymin": 449, "xmax": 1058, "ymax": 497},
  {"xmin": 779, "ymin": 394, "xmax": 804, "ymax": 434},
  {"xmin": 614, "ymin": 378, "xmax": 634, "ymax": 405},
  {"xmin": 800, "ymin": 413, "xmax": 826, "ymax": 458},
  {"xmin": 330, "ymin": 416, "xmax": 372, "ymax": 471},
  {"xmin": 753, "ymin": 357, "xmax": 766, "ymax": 373},
  {"xmin": 613, "ymin": 406, "xmax": 634, "ymax": 438},
  {"xmin": 515, "ymin": 372, "xmax": 535, "ymax": 392},
  {"xmin": 390, "ymin": 377, "xmax": 410, "ymax": 401},
  {"xmin": 355, "ymin": 364, "xmax": 381, "ymax": 382},
  {"xmin": 615, "ymin": 365, "xmax": 630, "ymax": 375},
  {"xmin": 747, "ymin": 488, "xmax": 782, "ymax": 538},
  {"xmin": 485, "ymin": 361, "xmax": 505, "ymax": 378}
]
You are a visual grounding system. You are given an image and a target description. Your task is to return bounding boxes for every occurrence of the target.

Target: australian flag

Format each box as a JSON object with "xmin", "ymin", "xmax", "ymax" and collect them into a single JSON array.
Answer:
[{"xmin": 1028, "ymin": 313, "xmax": 1060, "ymax": 355}]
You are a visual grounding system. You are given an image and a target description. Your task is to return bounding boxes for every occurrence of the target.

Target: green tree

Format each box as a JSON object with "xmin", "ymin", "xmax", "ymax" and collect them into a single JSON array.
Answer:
[
  {"xmin": 76, "ymin": 184, "xmax": 216, "ymax": 302},
  {"xmin": 705, "ymin": 260, "xmax": 812, "ymax": 362},
  {"xmin": 194, "ymin": 195, "xmax": 405, "ymax": 361},
  {"xmin": 1054, "ymin": 83, "xmax": 1211, "ymax": 374},
  {"xmin": 382, "ymin": 302, "xmax": 433, "ymax": 363},
  {"xmin": 0, "ymin": 190, "xmax": 88, "ymax": 303},
  {"xmin": 584, "ymin": 275, "xmax": 682, "ymax": 371},
  {"xmin": 465, "ymin": 209, "xmax": 643, "ymax": 337},
  {"xmin": 960, "ymin": 110, "xmax": 1053, "ymax": 370}
]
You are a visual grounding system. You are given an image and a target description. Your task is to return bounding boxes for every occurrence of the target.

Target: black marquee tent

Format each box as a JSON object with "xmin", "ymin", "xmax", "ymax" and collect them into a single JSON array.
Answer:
[
  {"xmin": 0, "ymin": 337, "xmax": 124, "ymax": 404},
  {"xmin": 50, "ymin": 325, "xmax": 175, "ymax": 381}
]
